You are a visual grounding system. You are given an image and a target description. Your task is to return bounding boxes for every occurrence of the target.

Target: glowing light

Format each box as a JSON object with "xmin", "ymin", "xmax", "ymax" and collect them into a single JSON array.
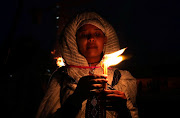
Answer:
[
  {"xmin": 55, "ymin": 57, "xmax": 65, "ymax": 67},
  {"xmin": 101, "ymin": 48, "xmax": 126, "ymax": 89}
]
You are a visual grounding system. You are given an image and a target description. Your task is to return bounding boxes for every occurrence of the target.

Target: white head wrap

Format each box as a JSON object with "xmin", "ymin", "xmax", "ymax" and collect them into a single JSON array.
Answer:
[
  {"xmin": 60, "ymin": 12, "xmax": 120, "ymax": 80},
  {"xmin": 76, "ymin": 19, "xmax": 106, "ymax": 35}
]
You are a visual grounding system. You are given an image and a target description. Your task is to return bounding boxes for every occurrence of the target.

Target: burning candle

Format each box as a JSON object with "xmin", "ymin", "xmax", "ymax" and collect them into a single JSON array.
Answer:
[{"xmin": 101, "ymin": 48, "xmax": 126, "ymax": 89}]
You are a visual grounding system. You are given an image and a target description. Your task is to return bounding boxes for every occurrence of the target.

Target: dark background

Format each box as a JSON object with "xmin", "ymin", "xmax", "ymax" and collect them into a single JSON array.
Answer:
[{"xmin": 1, "ymin": 0, "xmax": 180, "ymax": 118}]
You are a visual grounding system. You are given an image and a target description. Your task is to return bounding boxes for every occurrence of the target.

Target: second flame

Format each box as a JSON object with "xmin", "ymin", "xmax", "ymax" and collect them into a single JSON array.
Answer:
[{"xmin": 54, "ymin": 57, "xmax": 65, "ymax": 68}]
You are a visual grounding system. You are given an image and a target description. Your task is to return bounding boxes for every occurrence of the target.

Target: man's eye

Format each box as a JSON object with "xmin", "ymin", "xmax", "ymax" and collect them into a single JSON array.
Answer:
[
  {"xmin": 81, "ymin": 34, "xmax": 88, "ymax": 38},
  {"xmin": 95, "ymin": 33, "xmax": 102, "ymax": 37}
]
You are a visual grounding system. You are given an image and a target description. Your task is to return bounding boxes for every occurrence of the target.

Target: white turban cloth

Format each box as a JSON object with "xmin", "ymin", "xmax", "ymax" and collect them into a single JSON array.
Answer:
[{"xmin": 76, "ymin": 19, "xmax": 106, "ymax": 35}]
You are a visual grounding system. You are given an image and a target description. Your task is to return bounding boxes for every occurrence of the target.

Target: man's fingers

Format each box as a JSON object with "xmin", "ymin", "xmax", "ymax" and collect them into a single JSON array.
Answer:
[
  {"xmin": 91, "ymin": 84, "xmax": 104, "ymax": 89},
  {"xmin": 104, "ymin": 90, "xmax": 127, "ymax": 99},
  {"xmin": 104, "ymin": 90, "xmax": 125, "ymax": 95},
  {"xmin": 95, "ymin": 74, "xmax": 108, "ymax": 78},
  {"xmin": 90, "ymin": 78, "xmax": 108, "ymax": 84},
  {"xmin": 106, "ymin": 94, "xmax": 126, "ymax": 99}
]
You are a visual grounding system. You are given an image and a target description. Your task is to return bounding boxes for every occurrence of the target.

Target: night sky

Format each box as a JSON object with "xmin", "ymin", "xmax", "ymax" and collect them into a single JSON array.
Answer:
[{"xmin": 1, "ymin": 0, "xmax": 180, "ymax": 118}]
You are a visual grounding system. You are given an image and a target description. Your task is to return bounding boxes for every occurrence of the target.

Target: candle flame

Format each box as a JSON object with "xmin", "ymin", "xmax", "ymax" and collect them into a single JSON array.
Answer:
[
  {"xmin": 101, "ymin": 48, "xmax": 126, "ymax": 75},
  {"xmin": 54, "ymin": 57, "xmax": 65, "ymax": 67}
]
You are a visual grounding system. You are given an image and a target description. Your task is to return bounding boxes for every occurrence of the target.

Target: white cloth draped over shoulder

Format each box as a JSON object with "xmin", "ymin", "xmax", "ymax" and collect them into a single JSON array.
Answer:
[{"xmin": 36, "ymin": 12, "xmax": 139, "ymax": 118}]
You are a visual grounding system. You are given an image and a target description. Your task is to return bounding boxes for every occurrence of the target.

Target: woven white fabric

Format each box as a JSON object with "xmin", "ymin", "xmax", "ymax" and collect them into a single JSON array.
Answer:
[{"xmin": 76, "ymin": 19, "xmax": 106, "ymax": 35}]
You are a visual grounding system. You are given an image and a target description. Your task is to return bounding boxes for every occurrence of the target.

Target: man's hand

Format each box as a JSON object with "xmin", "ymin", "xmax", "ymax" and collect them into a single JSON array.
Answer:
[
  {"xmin": 103, "ymin": 90, "xmax": 127, "ymax": 111},
  {"xmin": 73, "ymin": 74, "xmax": 108, "ymax": 102}
]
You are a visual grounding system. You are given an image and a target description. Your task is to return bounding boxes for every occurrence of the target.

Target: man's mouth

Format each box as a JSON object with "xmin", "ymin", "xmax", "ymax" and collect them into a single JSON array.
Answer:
[{"xmin": 87, "ymin": 45, "xmax": 98, "ymax": 49}]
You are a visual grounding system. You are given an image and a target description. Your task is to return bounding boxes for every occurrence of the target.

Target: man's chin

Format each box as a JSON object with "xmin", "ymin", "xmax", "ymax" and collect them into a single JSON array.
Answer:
[{"xmin": 85, "ymin": 54, "xmax": 101, "ymax": 59}]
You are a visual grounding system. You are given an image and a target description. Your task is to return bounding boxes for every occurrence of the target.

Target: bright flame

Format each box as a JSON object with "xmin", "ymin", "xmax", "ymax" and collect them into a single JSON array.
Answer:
[
  {"xmin": 101, "ymin": 48, "xmax": 126, "ymax": 75},
  {"xmin": 55, "ymin": 57, "xmax": 65, "ymax": 67},
  {"xmin": 101, "ymin": 48, "xmax": 126, "ymax": 90}
]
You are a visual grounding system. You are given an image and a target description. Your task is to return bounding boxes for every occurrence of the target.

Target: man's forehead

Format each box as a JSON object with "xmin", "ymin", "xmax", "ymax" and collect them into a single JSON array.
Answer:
[{"xmin": 77, "ymin": 24, "xmax": 102, "ymax": 32}]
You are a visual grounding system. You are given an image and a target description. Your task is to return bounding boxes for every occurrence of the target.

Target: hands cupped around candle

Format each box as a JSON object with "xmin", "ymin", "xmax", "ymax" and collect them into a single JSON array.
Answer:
[
  {"xmin": 73, "ymin": 74, "xmax": 108, "ymax": 101},
  {"xmin": 73, "ymin": 74, "xmax": 127, "ymax": 109}
]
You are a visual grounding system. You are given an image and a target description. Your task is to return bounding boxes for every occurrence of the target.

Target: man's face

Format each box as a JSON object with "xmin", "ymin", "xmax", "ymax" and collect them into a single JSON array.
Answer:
[{"xmin": 76, "ymin": 24, "xmax": 107, "ymax": 59}]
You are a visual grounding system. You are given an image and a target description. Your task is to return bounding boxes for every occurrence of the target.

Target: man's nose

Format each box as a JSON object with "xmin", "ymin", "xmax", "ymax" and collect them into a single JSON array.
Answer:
[{"xmin": 87, "ymin": 34, "xmax": 95, "ymax": 42}]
